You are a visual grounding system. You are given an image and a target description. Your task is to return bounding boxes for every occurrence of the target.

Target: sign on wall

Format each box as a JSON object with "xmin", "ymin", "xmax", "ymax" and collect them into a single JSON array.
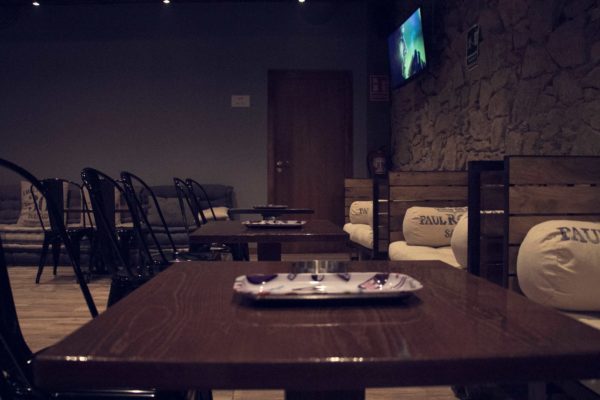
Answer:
[
  {"xmin": 466, "ymin": 24, "xmax": 480, "ymax": 70},
  {"xmin": 369, "ymin": 75, "xmax": 389, "ymax": 102}
]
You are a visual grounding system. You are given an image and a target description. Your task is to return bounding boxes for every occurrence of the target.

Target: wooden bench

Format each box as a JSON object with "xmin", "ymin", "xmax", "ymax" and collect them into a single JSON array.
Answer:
[
  {"xmin": 386, "ymin": 171, "xmax": 468, "ymax": 268},
  {"xmin": 388, "ymin": 171, "xmax": 468, "ymax": 245},
  {"xmin": 465, "ymin": 156, "xmax": 600, "ymax": 399},
  {"xmin": 503, "ymin": 155, "xmax": 600, "ymax": 291}
]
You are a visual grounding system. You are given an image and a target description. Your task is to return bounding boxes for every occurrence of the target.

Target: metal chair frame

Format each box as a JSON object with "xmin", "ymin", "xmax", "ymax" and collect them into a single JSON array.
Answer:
[
  {"xmin": 81, "ymin": 168, "xmax": 158, "ymax": 306},
  {"xmin": 185, "ymin": 178, "xmax": 217, "ymax": 222},
  {"xmin": 0, "ymin": 159, "xmax": 97, "ymax": 317},
  {"xmin": 121, "ymin": 172, "xmax": 216, "ymax": 263},
  {"xmin": 32, "ymin": 178, "xmax": 96, "ymax": 284}
]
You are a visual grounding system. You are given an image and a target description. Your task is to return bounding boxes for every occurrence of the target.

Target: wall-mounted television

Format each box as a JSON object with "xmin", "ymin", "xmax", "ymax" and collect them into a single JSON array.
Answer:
[{"xmin": 387, "ymin": 7, "xmax": 427, "ymax": 89}]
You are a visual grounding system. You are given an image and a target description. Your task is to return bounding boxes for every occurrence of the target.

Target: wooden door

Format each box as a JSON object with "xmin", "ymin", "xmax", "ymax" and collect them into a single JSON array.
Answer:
[{"xmin": 268, "ymin": 70, "xmax": 352, "ymax": 253}]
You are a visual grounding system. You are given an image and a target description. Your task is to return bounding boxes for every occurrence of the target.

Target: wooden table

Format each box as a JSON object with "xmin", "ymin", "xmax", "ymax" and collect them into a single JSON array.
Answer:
[
  {"xmin": 34, "ymin": 261, "xmax": 600, "ymax": 400},
  {"xmin": 188, "ymin": 219, "xmax": 348, "ymax": 260},
  {"xmin": 228, "ymin": 207, "xmax": 314, "ymax": 220}
]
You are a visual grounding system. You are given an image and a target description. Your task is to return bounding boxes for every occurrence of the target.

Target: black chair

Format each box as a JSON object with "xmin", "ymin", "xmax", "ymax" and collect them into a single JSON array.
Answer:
[
  {"xmin": 33, "ymin": 179, "xmax": 96, "ymax": 284},
  {"xmin": 81, "ymin": 167, "xmax": 160, "ymax": 307},
  {"xmin": 0, "ymin": 225, "xmax": 211, "ymax": 400},
  {"xmin": 174, "ymin": 178, "xmax": 248, "ymax": 261},
  {"xmin": 121, "ymin": 172, "xmax": 218, "ymax": 263},
  {"xmin": 186, "ymin": 179, "xmax": 249, "ymax": 261},
  {"xmin": 173, "ymin": 178, "xmax": 233, "ymax": 257},
  {"xmin": 0, "ymin": 159, "xmax": 98, "ymax": 318},
  {"xmin": 185, "ymin": 179, "xmax": 218, "ymax": 222}
]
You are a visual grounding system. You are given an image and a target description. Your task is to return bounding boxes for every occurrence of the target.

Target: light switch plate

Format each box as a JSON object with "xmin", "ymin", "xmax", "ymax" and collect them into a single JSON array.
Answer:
[{"xmin": 231, "ymin": 95, "xmax": 251, "ymax": 108}]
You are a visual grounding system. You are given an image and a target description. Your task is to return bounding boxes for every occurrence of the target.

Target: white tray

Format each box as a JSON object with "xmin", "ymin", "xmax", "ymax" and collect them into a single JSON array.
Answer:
[
  {"xmin": 233, "ymin": 272, "xmax": 423, "ymax": 301},
  {"xmin": 243, "ymin": 220, "xmax": 306, "ymax": 229}
]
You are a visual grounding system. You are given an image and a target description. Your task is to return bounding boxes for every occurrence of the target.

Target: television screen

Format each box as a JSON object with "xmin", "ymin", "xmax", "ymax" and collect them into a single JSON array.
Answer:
[{"xmin": 387, "ymin": 8, "xmax": 427, "ymax": 89}]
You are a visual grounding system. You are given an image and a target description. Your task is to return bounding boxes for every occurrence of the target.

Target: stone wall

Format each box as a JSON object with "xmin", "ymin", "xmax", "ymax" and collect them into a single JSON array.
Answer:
[{"xmin": 391, "ymin": 0, "xmax": 600, "ymax": 171}]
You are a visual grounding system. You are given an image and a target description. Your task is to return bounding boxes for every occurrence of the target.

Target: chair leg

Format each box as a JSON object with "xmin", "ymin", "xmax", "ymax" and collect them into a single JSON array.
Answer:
[
  {"xmin": 51, "ymin": 238, "xmax": 62, "ymax": 275},
  {"xmin": 35, "ymin": 235, "xmax": 51, "ymax": 284}
]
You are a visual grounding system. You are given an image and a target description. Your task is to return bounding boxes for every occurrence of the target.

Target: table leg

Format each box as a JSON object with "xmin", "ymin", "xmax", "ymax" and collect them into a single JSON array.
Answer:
[
  {"xmin": 285, "ymin": 390, "xmax": 365, "ymax": 400},
  {"xmin": 257, "ymin": 243, "xmax": 281, "ymax": 261}
]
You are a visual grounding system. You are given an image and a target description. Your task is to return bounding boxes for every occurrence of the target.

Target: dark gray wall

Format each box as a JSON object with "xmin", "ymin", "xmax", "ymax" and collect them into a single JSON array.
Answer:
[{"xmin": 0, "ymin": 1, "xmax": 384, "ymax": 207}]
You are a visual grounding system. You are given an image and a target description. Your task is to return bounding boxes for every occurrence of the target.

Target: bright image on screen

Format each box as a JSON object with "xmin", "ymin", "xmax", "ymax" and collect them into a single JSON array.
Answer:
[{"xmin": 388, "ymin": 8, "xmax": 427, "ymax": 88}]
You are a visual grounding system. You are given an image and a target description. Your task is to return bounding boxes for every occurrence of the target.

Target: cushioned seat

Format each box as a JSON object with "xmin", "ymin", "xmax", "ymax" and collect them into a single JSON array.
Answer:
[
  {"xmin": 343, "ymin": 222, "xmax": 373, "ymax": 249},
  {"xmin": 345, "ymin": 201, "xmax": 374, "ymax": 251},
  {"xmin": 388, "ymin": 206, "xmax": 466, "ymax": 269},
  {"xmin": 388, "ymin": 240, "xmax": 460, "ymax": 268}
]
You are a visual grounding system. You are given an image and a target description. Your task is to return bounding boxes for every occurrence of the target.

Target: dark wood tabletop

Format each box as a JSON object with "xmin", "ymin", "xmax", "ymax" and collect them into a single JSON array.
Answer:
[
  {"xmin": 34, "ymin": 261, "xmax": 600, "ymax": 399},
  {"xmin": 189, "ymin": 219, "xmax": 348, "ymax": 260},
  {"xmin": 228, "ymin": 207, "xmax": 314, "ymax": 219}
]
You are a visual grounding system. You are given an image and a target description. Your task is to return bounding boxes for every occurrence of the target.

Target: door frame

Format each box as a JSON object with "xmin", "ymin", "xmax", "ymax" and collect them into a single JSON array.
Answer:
[{"xmin": 267, "ymin": 69, "xmax": 353, "ymax": 204}]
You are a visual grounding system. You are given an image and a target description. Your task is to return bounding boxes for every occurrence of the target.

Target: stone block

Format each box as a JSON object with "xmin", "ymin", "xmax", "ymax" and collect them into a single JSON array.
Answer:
[
  {"xmin": 582, "ymin": 66, "xmax": 600, "ymax": 89},
  {"xmin": 491, "ymin": 68, "xmax": 514, "ymax": 92},
  {"xmin": 547, "ymin": 19, "xmax": 587, "ymax": 68},
  {"xmin": 498, "ymin": 0, "xmax": 529, "ymax": 28},
  {"xmin": 553, "ymin": 71, "xmax": 583, "ymax": 104},
  {"xmin": 488, "ymin": 88, "xmax": 512, "ymax": 118},
  {"xmin": 527, "ymin": 0, "xmax": 555, "ymax": 43},
  {"xmin": 512, "ymin": 20, "xmax": 531, "ymax": 49},
  {"xmin": 571, "ymin": 126, "xmax": 600, "ymax": 155},
  {"xmin": 521, "ymin": 44, "xmax": 554, "ymax": 78}
]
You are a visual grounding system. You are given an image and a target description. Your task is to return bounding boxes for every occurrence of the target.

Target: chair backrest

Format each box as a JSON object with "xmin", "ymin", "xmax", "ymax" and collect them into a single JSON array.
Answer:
[
  {"xmin": 81, "ymin": 168, "xmax": 154, "ymax": 279},
  {"xmin": 121, "ymin": 171, "xmax": 174, "ymax": 265},
  {"xmin": 32, "ymin": 178, "xmax": 94, "ymax": 231},
  {"xmin": 388, "ymin": 171, "xmax": 469, "ymax": 244},
  {"xmin": 503, "ymin": 155, "xmax": 600, "ymax": 290},
  {"xmin": 185, "ymin": 179, "xmax": 214, "ymax": 223},
  {"xmin": 173, "ymin": 177, "xmax": 203, "ymax": 236},
  {"xmin": 0, "ymin": 159, "xmax": 97, "ymax": 318}
]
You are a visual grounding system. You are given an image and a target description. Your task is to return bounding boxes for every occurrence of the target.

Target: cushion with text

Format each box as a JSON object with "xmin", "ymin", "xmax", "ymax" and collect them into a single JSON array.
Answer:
[
  {"xmin": 517, "ymin": 220, "xmax": 600, "ymax": 311},
  {"xmin": 349, "ymin": 201, "xmax": 372, "ymax": 226},
  {"xmin": 16, "ymin": 181, "xmax": 50, "ymax": 227},
  {"xmin": 403, "ymin": 206, "xmax": 467, "ymax": 247}
]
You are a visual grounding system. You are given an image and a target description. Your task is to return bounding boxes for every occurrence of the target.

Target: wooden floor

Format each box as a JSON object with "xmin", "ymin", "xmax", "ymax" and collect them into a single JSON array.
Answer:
[{"xmin": 8, "ymin": 255, "xmax": 457, "ymax": 400}]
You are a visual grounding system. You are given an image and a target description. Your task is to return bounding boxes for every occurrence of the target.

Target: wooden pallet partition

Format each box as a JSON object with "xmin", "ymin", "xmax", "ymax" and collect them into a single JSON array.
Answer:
[{"xmin": 467, "ymin": 160, "xmax": 505, "ymax": 286}]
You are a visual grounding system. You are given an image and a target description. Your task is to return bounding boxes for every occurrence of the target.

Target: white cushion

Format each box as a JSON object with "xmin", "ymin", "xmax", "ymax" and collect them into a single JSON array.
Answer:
[
  {"xmin": 343, "ymin": 223, "xmax": 373, "ymax": 249},
  {"xmin": 517, "ymin": 220, "xmax": 600, "ymax": 311},
  {"xmin": 388, "ymin": 240, "xmax": 461, "ymax": 268},
  {"xmin": 349, "ymin": 201, "xmax": 373, "ymax": 226},
  {"xmin": 563, "ymin": 311, "xmax": 600, "ymax": 331},
  {"xmin": 451, "ymin": 213, "xmax": 468, "ymax": 268},
  {"xmin": 403, "ymin": 206, "xmax": 467, "ymax": 247},
  {"xmin": 204, "ymin": 206, "xmax": 229, "ymax": 221},
  {"xmin": 350, "ymin": 224, "xmax": 373, "ymax": 249},
  {"xmin": 16, "ymin": 181, "xmax": 50, "ymax": 227},
  {"xmin": 343, "ymin": 222, "xmax": 357, "ymax": 235}
]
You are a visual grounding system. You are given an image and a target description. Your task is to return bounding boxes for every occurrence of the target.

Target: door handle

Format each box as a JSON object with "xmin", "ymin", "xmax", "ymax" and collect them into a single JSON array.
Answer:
[{"xmin": 276, "ymin": 160, "xmax": 290, "ymax": 172}]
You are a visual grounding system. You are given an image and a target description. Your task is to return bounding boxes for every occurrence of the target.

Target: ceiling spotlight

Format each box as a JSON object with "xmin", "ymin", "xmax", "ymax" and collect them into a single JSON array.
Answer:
[
  {"xmin": 163, "ymin": 0, "xmax": 170, "ymax": 4},
  {"xmin": 298, "ymin": 0, "xmax": 305, "ymax": 3},
  {"xmin": 32, "ymin": 1, "xmax": 40, "ymax": 5}
]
